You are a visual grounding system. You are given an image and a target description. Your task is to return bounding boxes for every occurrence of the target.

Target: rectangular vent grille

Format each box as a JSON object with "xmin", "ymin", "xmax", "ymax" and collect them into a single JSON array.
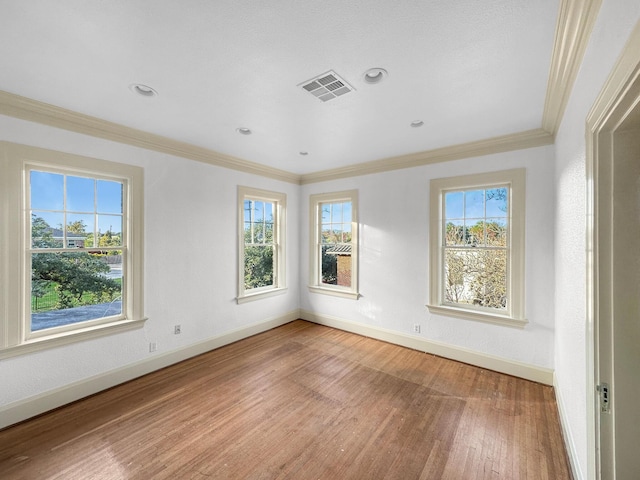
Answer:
[{"xmin": 299, "ymin": 71, "xmax": 354, "ymax": 102}]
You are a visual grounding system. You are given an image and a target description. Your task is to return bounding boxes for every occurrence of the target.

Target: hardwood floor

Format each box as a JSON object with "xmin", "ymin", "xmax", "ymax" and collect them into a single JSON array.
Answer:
[{"xmin": 0, "ymin": 320, "xmax": 572, "ymax": 479}]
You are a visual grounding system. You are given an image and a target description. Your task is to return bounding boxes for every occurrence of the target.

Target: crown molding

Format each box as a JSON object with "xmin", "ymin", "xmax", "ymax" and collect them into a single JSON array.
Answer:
[
  {"xmin": 0, "ymin": 90, "xmax": 301, "ymax": 184},
  {"xmin": 299, "ymin": 128, "xmax": 554, "ymax": 185},
  {"xmin": 542, "ymin": 0, "xmax": 602, "ymax": 134},
  {"xmin": 0, "ymin": 89, "xmax": 555, "ymax": 186},
  {"xmin": 586, "ymin": 19, "xmax": 640, "ymax": 131}
]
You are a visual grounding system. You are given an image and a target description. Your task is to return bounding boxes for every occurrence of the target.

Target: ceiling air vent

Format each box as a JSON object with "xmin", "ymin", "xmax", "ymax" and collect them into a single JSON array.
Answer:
[{"xmin": 299, "ymin": 70, "xmax": 354, "ymax": 102}]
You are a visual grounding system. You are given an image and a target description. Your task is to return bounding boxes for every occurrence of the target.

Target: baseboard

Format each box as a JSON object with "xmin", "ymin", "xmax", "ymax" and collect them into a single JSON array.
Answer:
[
  {"xmin": 300, "ymin": 310, "xmax": 554, "ymax": 385},
  {"xmin": 554, "ymin": 373, "xmax": 584, "ymax": 480},
  {"xmin": 0, "ymin": 309, "xmax": 300, "ymax": 430}
]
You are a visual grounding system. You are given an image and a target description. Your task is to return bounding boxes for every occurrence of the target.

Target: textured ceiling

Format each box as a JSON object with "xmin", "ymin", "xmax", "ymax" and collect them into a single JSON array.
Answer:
[{"xmin": 0, "ymin": 0, "xmax": 559, "ymax": 175}]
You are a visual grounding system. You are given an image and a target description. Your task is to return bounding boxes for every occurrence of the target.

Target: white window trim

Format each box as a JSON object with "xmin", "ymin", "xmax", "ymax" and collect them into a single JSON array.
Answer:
[
  {"xmin": 308, "ymin": 190, "xmax": 359, "ymax": 300},
  {"xmin": 237, "ymin": 186, "xmax": 287, "ymax": 304},
  {"xmin": 0, "ymin": 142, "xmax": 146, "ymax": 359},
  {"xmin": 427, "ymin": 168, "xmax": 527, "ymax": 328}
]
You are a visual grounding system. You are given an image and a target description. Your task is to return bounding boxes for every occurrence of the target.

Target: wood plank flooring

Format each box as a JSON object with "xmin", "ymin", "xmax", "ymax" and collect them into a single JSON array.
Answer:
[{"xmin": 0, "ymin": 320, "xmax": 572, "ymax": 479}]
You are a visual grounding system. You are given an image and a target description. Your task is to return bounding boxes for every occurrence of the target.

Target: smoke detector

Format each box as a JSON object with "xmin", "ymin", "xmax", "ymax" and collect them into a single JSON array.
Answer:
[{"xmin": 299, "ymin": 70, "xmax": 354, "ymax": 102}]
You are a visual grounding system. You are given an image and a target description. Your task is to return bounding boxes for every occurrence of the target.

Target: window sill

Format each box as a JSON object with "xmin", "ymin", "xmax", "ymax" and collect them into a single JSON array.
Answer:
[
  {"xmin": 237, "ymin": 287, "xmax": 287, "ymax": 304},
  {"xmin": 308, "ymin": 285, "xmax": 359, "ymax": 300},
  {"xmin": 0, "ymin": 317, "xmax": 147, "ymax": 359},
  {"xmin": 426, "ymin": 304, "xmax": 527, "ymax": 328}
]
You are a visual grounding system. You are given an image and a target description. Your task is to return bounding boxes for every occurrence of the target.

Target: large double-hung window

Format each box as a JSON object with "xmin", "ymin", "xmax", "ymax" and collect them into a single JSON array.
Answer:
[
  {"xmin": 428, "ymin": 169, "xmax": 526, "ymax": 327},
  {"xmin": 237, "ymin": 186, "xmax": 286, "ymax": 303},
  {"xmin": 0, "ymin": 143, "xmax": 145, "ymax": 357},
  {"xmin": 309, "ymin": 190, "xmax": 359, "ymax": 299}
]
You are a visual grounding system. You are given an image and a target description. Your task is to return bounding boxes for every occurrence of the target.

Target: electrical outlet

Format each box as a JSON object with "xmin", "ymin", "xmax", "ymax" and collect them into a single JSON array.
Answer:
[
  {"xmin": 413, "ymin": 324, "xmax": 421, "ymax": 334},
  {"xmin": 149, "ymin": 342, "xmax": 157, "ymax": 352},
  {"xmin": 174, "ymin": 325, "xmax": 181, "ymax": 334}
]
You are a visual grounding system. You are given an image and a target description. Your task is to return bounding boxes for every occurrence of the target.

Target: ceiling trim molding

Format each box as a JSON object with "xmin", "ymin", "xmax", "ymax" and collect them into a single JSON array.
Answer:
[
  {"xmin": 0, "ymin": 90, "xmax": 301, "ymax": 185},
  {"xmin": 586, "ymin": 19, "xmax": 640, "ymax": 131},
  {"xmin": 0, "ymin": 89, "xmax": 555, "ymax": 185},
  {"xmin": 542, "ymin": 0, "xmax": 602, "ymax": 134},
  {"xmin": 299, "ymin": 128, "xmax": 554, "ymax": 185}
]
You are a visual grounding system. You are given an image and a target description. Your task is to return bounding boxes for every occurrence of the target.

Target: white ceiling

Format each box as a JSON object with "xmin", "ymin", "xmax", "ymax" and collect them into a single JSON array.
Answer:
[{"xmin": 0, "ymin": 0, "xmax": 559, "ymax": 175}]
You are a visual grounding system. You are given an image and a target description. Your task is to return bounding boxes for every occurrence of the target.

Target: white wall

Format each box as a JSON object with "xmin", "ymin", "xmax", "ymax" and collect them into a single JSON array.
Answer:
[
  {"xmin": 301, "ymin": 145, "xmax": 556, "ymax": 369},
  {"xmin": 0, "ymin": 115, "xmax": 300, "ymax": 408},
  {"xmin": 553, "ymin": 3, "xmax": 640, "ymax": 479}
]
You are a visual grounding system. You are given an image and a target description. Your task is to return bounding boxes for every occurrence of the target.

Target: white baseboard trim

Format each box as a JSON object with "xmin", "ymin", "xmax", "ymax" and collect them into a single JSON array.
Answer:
[
  {"xmin": 300, "ymin": 310, "xmax": 554, "ymax": 385},
  {"xmin": 554, "ymin": 373, "xmax": 584, "ymax": 480},
  {"xmin": 0, "ymin": 309, "xmax": 300, "ymax": 430}
]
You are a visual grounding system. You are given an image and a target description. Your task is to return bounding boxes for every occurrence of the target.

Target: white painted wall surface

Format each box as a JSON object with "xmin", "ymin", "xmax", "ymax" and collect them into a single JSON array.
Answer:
[
  {"xmin": 0, "ymin": 115, "xmax": 300, "ymax": 407},
  {"xmin": 553, "ymin": 3, "xmax": 640, "ymax": 479},
  {"xmin": 300, "ymin": 145, "xmax": 556, "ymax": 369}
]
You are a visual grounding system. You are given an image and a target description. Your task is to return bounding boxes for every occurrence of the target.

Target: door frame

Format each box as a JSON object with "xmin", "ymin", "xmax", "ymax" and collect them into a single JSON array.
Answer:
[{"xmin": 586, "ymin": 21, "xmax": 640, "ymax": 480}]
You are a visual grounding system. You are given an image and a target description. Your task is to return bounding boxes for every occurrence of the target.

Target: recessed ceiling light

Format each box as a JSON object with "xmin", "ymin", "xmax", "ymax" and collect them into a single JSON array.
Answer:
[
  {"xmin": 299, "ymin": 151, "xmax": 309, "ymax": 156},
  {"xmin": 236, "ymin": 127, "xmax": 252, "ymax": 135},
  {"xmin": 129, "ymin": 83, "xmax": 158, "ymax": 97},
  {"xmin": 410, "ymin": 120, "xmax": 424, "ymax": 128},
  {"xmin": 363, "ymin": 68, "xmax": 388, "ymax": 84}
]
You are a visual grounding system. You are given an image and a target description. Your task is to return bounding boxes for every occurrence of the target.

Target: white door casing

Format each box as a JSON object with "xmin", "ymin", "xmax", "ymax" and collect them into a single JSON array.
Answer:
[{"xmin": 586, "ymin": 21, "xmax": 640, "ymax": 480}]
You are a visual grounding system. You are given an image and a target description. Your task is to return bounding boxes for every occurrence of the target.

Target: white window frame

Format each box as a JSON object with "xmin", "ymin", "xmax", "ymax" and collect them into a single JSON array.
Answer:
[
  {"xmin": 0, "ymin": 142, "xmax": 146, "ymax": 358},
  {"xmin": 237, "ymin": 186, "xmax": 286, "ymax": 304},
  {"xmin": 308, "ymin": 190, "xmax": 359, "ymax": 300},
  {"xmin": 428, "ymin": 169, "xmax": 526, "ymax": 327}
]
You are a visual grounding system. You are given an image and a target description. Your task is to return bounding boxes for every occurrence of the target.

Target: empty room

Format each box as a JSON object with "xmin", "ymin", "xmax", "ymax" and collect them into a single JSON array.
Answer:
[{"xmin": 1, "ymin": 1, "xmax": 639, "ymax": 479}]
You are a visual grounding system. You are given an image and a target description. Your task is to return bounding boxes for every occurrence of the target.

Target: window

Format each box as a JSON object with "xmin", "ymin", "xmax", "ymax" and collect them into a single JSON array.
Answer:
[
  {"xmin": 309, "ymin": 190, "xmax": 359, "ymax": 299},
  {"xmin": 0, "ymin": 142, "xmax": 145, "ymax": 358},
  {"xmin": 428, "ymin": 169, "xmax": 526, "ymax": 327},
  {"xmin": 237, "ymin": 187, "xmax": 286, "ymax": 303}
]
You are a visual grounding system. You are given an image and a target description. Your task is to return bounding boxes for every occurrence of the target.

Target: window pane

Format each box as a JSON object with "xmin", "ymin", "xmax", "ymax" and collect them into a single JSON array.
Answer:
[
  {"xmin": 321, "ymin": 226, "xmax": 332, "ymax": 243},
  {"xmin": 244, "ymin": 245, "xmax": 274, "ymax": 289},
  {"xmin": 30, "ymin": 171, "xmax": 64, "ymax": 210},
  {"xmin": 444, "ymin": 220, "xmax": 465, "ymax": 246},
  {"xmin": 67, "ymin": 176, "xmax": 95, "ymax": 212},
  {"xmin": 321, "ymin": 204, "xmax": 331, "ymax": 224},
  {"xmin": 444, "ymin": 248, "xmax": 506, "ymax": 310},
  {"xmin": 465, "ymin": 220, "xmax": 485, "ymax": 246},
  {"xmin": 486, "ymin": 188, "xmax": 508, "ymax": 217},
  {"xmin": 244, "ymin": 222, "xmax": 252, "ymax": 244},
  {"xmin": 254, "ymin": 223, "xmax": 265, "ymax": 243},
  {"xmin": 343, "ymin": 223, "xmax": 352, "ymax": 243},
  {"xmin": 31, "ymin": 251, "xmax": 122, "ymax": 332},
  {"xmin": 464, "ymin": 190, "xmax": 485, "ymax": 218},
  {"xmin": 244, "ymin": 200, "xmax": 252, "ymax": 222},
  {"xmin": 253, "ymin": 201, "xmax": 264, "ymax": 222},
  {"xmin": 321, "ymin": 245, "xmax": 351, "ymax": 287},
  {"xmin": 264, "ymin": 202, "xmax": 274, "ymax": 223},
  {"xmin": 445, "ymin": 191, "xmax": 463, "ymax": 219},
  {"xmin": 342, "ymin": 202, "xmax": 352, "ymax": 223},
  {"xmin": 329, "ymin": 225, "xmax": 343, "ymax": 243},
  {"xmin": 97, "ymin": 180, "xmax": 123, "ymax": 214},
  {"xmin": 97, "ymin": 215, "xmax": 123, "ymax": 247},
  {"xmin": 264, "ymin": 222, "xmax": 274, "ymax": 243},
  {"xmin": 321, "ymin": 245, "xmax": 337, "ymax": 285},
  {"xmin": 66, "ymin": 214, "xmax": 93, "ymax": 248},
  {"xmin": 332, "ymin": 202, "xmax": 343, "ymax": 223},
  {"xmin": 31, "ymin": 212, "xmax": 64, "ymax": 248},
  {"xmin": 486, "ymin": 218, "xmax": 507, "ymax": 247}
]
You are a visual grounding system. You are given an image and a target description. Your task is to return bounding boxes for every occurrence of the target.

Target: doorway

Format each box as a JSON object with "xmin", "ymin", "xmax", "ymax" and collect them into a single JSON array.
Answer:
[{"xmin": 587, "ymin": 27, "xmax": 640, "ymax": 479}]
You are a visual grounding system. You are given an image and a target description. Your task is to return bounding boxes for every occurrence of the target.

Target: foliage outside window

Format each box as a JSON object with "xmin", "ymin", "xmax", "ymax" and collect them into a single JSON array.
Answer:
[
  {"xmin": 309, "ymin": 190, "xmax": 359, "ymax": 299},
  {"xmin": 0, "ymin": 142, "xmax": 145, "ymax": 358},
  {"xmin": 237, "ymin": 187, "xmax": 286, "ymax": 303},
  {"xmin": 428, "ymin": 169, "xmax": 526, "ymax": 327},
  {"xmin": 29, "ymin": 171, "xmax": 125, "ymax": 331}
]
